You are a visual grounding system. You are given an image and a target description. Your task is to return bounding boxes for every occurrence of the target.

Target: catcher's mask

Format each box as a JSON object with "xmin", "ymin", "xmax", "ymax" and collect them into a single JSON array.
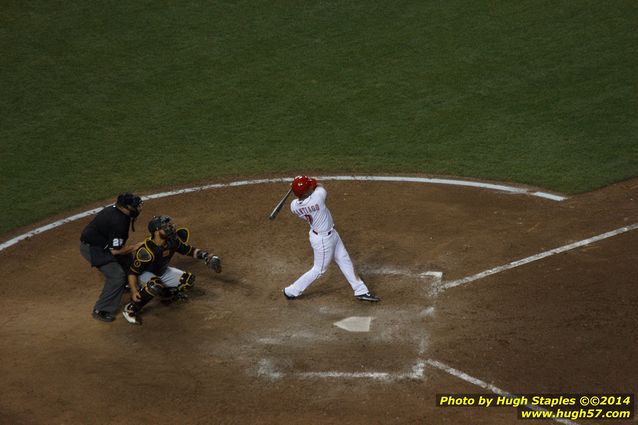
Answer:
[
  {"xmin": 147, "ymin": 215, "xmax": 176, "ymax": 239},
  {"xmin": 291, "ymin": 175, "xmax": 317, "ymax": 198}
]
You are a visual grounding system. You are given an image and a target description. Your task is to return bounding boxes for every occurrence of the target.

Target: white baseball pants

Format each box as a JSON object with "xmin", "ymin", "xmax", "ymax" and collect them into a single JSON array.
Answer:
[
  {"xmin": 138, "ymin": 267, "xmax": 185, "ymax": 288},
  {"xmin": 285, "ymin": 230, "xmax": 369, "ymax": 297}
]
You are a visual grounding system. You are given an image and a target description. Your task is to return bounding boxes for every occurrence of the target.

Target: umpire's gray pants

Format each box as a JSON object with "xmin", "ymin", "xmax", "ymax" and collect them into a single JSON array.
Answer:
[{"xmin": 80, "ymin": 242, "xmax": 127, "ymax": 314}]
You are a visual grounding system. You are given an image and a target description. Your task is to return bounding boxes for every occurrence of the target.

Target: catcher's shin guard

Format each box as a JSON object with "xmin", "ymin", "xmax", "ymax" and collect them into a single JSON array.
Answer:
[
  {"xmin": 146, "ymin": 276, "xmax": 167, "ymax": 295},
  {"xmin": 177, "ymin": 272, "xmax": 195, "ymax": 292},
  {"xmin": 134, "ymin": 276, "xmax": 165, "ymax": 310}
]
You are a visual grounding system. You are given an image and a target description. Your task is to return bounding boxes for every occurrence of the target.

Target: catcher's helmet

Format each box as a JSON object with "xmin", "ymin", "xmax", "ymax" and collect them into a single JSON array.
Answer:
[
  {"xmin": 291, "ymin": 175, "xmax": 317, "ymax": 198},
  {"xmin": 147, "ymin": 215, "xmax": 175, "ymax": 236}
]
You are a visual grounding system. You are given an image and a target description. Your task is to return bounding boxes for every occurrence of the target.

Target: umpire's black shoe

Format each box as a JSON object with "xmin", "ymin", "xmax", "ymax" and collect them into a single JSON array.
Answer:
[
  {"xmin": 355, "ymin": 292, "xmax": 380, "ymax": 302},
  {"xmin": 92, "ymin": 310, "xmax": 115, "ymax": 322},
  {"xmin": 283, "ymin": 289, "xmax": 297, "ymax": 300}
]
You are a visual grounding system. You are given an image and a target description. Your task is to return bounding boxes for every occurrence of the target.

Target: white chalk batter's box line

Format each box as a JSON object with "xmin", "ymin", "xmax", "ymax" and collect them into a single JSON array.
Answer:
[
  {"xmin": 257, "ymin": 358, "xmax": 578, "ymax": 425},
  {"xmin": 257, "ymin": 357, "xmax": 426, "ymax": 382},
  {"xmin": 0, "ymin": 175, "xmax": 566, "ymax": 252}
]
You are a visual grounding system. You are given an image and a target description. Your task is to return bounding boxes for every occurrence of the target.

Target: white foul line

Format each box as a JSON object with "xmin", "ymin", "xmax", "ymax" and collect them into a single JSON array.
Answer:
[
  {"xmin": 435, "ymin": 223, "xmax": 638, "ymax": 293},
  {"xmin": 425, "ymin": 359, "xmax": 580, "ymax": 425},
  {"xmin": 0, "ymin": 176, "xmax": 565, "ymax": 252}
]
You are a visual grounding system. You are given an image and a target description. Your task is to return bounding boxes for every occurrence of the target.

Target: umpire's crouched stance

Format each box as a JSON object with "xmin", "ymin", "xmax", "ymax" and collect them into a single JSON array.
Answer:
[{"xmin": 80, "ymin": 193, "xmax": 143, "ymax": 322}]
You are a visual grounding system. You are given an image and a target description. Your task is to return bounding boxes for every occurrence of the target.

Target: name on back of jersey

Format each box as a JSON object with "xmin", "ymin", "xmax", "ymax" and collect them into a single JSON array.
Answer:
[{"xmin": 293, "ymin": 204, "xmax": 320, "ymax": 216}]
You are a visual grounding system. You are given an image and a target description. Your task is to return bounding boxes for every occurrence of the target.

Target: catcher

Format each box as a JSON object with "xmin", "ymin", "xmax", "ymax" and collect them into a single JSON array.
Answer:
[{"xmin": 122, "ymin": 215, "xmax": 222, "ymax": 325}]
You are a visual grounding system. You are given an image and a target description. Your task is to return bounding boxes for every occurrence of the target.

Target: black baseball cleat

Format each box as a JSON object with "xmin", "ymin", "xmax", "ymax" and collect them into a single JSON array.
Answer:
[
  {"xmin": 355, "ymin": 292, "xmax": 380, "ymax": 302},
  {"xmin": 92, "ymin": 310, "xmax": 115, "ymax": 322},
  {"xmin": 283, "ymin": 289, "xmax": 297, "ymax": 300}
]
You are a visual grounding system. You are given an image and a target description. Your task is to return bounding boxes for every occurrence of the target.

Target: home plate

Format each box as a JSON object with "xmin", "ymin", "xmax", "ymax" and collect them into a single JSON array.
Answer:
[{"xmin": 334, "ymin": 316, "xmax": 374, "ymax": 332}]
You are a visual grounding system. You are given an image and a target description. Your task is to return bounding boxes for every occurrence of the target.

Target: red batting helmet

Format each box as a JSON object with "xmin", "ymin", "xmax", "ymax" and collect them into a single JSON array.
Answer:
[{"xmin": 291, "ymin": 175, "xmax": 317, "ymax": 197}]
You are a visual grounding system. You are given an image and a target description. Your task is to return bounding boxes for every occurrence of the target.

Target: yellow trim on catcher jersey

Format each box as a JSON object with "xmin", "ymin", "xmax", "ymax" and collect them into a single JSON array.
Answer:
[{"xmin": 136, "ymin": 240, "xmax": 155, "ymax": 263}]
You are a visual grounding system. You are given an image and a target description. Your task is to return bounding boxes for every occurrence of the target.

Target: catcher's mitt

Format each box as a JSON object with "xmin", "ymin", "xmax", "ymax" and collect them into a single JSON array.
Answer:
[{"xmin": 205, "ymin": 254, "xmax": 222, "ymax": 273}]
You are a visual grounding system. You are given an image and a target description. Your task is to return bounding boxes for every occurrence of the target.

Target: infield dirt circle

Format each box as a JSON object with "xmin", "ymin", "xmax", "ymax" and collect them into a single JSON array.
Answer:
[{"xmin": 1, "ymin": 176, "xmax": 636, "ymax": 425}]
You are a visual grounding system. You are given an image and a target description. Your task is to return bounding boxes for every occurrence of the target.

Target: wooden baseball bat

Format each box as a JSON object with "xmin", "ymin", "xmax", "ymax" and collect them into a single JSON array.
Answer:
[{"xmin": 269, "ymin": 187, "xmax": 293, "ymax": 220}]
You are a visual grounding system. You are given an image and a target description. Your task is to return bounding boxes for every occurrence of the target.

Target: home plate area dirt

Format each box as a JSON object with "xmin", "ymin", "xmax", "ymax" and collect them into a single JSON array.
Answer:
[{"xmin": 0, "ymin": 177, "xmax": 636, "ymax": 425}]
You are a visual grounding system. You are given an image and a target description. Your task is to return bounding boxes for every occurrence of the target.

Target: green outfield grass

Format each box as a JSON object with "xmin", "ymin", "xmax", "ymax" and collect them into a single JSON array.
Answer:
[{"xmin": 1, "ymin": 1, "xmax": 637, "ymax": 235}]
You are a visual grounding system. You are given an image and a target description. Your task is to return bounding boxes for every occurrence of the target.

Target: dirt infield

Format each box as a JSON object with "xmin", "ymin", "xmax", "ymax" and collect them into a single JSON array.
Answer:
[{"xmin": 1, "ymin": 177, "xmax": 636, "ymax": 425}]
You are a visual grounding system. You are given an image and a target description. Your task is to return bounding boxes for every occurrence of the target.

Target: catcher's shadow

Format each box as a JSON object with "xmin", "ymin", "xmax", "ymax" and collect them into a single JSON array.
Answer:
[{"xmin": 201, "ymin": 272, "xmax": 256, "ymax": 297}]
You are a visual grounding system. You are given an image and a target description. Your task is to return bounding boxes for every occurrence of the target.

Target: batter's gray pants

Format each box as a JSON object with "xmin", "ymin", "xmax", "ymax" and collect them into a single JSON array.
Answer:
[{"xmin": 80, "ymin": 242, "xmax": 127, "ymax": 314}]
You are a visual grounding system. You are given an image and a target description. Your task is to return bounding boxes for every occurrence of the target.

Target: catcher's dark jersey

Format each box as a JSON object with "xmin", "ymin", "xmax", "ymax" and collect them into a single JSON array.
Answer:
[
  {"xmin": 80, "ymin": 206, "xmax": 131, "ymax": 250},
  {"xmin": 129, "ymin": 232, "xmax": 194, "ymax": 276}
]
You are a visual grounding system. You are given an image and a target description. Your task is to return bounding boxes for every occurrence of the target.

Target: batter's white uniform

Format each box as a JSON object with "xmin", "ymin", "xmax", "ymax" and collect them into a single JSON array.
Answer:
[{"xmin": 284, "ymin": 186, "xmax": 370, "ymax": 297}]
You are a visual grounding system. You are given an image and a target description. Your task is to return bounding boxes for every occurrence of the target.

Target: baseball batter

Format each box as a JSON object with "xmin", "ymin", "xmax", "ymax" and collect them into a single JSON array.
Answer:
[{"xmin": 283, "ymin": 176, "xmax": 379, "ymax": 302}]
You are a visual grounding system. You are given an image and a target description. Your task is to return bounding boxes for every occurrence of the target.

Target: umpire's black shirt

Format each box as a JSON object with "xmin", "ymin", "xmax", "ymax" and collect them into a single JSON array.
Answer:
[{"xmin": 81, "ymin": 206, "xmax": 130, "ymax": 250}]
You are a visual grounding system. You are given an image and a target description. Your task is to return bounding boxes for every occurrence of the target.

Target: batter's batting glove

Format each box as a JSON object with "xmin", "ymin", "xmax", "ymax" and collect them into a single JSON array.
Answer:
[{"xmin": 204, "ymin": 255, "xmax": 222, "ymax": 273}]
